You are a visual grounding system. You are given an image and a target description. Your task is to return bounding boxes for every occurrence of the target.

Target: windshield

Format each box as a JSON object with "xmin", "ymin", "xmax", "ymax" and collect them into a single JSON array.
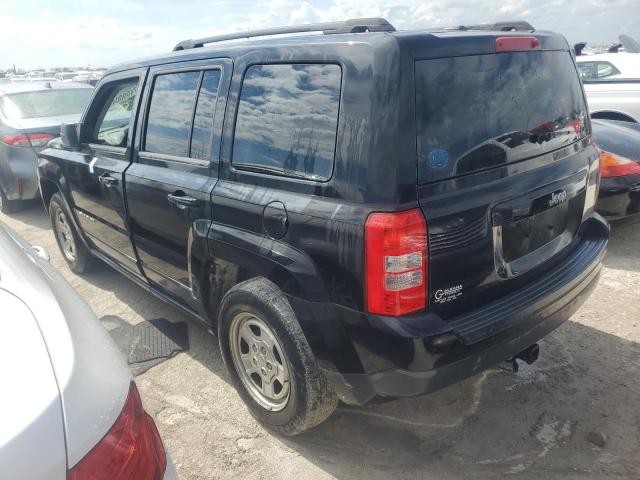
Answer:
[
  {"xmin": 0, "ymin": 88, "xmax": 93, "ymax": 121},
  {"xmin": 415, "ymin": 51, "xmax": 588, "ymax": 183}
]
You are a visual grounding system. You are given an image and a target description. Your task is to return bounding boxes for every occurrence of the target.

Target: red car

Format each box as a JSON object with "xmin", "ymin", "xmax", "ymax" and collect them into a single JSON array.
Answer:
[{"xmin": 592, "ymin": 119, "xmax": 640, "ymax": 219}]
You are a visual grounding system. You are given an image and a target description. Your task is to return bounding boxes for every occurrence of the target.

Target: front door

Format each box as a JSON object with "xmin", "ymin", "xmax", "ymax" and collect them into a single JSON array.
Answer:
[
  {"xmin": 65, "ymin": 70, "xmax": 146, "ymax": 273},
  {"xmin": 125, "ymin": 60, "xmax": 231, "ymax": 309}
]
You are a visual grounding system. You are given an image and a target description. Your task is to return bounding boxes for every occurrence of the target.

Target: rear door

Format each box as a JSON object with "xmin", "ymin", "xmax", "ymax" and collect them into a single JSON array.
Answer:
[
  {"xmin": 125, "ymin": 60, "xmax": 231, "ymax": 308},
  {"xmin": 414, "ymin": 47, "xmax": 597, "ymax": 320},
  {"xmin": 66, "ymin": 70, "xmax": 145, "ymax": 272}
]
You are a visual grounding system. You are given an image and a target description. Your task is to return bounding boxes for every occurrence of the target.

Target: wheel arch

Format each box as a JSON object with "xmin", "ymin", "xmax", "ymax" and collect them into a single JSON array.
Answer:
[
  {"xmin": 39, "ymin": 177, "xmax": 60, "ymax": 212},
  {"xmin": 37, "ymin": 154, "xmax": 72, "ymax": 212},
  {"xmin": 195, "ymin": 223, "xmax": 328, "ymax": 330},
  {"xmin": 591, "ymin": 110, "xmax": 638, "ymax": 123}
]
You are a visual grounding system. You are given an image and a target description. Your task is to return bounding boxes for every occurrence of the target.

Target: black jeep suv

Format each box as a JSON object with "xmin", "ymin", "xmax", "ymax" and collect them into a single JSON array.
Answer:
[{"xmin": 38, "ymin": 18, "xmax": 608, "ymax": 434}]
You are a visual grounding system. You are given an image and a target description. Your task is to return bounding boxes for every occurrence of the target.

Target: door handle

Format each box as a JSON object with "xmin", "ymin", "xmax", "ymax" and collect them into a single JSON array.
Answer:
[
  {"xmin": 98, "ymin": 173, "xmax": 119, "ymax": 187},
  {"xmin": 167, "ymin": 191, "xmax": 198, "ymax": 208}
]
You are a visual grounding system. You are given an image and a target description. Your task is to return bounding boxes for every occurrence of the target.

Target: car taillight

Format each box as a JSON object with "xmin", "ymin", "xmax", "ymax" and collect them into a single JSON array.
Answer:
[
  {"xmin": 68, "ymin": 382, "xmax": 167, "ymax": 480},
  {"xmin": 365, "ymin": 209, "xmax": 428, "ymax": 316},
  {"xmin": 495, "ymin": 36, "xmax": 540, "ymax": 52},
  {"xmin": 598, "ymin": 149, "xmax": 640, "ymax": 177},
  {"xmin": 1, "ymin": 133, "xmax": 54, "ymax": 147}
]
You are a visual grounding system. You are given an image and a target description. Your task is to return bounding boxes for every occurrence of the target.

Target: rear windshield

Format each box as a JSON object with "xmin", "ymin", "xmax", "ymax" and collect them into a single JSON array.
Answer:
[
  {"xmin": 0, "ymin": 89, "xmax": 93, "ymax": 121},
  {"xmin": 415, "ymin": 51, "xmax": 588, "ymax": 183}
]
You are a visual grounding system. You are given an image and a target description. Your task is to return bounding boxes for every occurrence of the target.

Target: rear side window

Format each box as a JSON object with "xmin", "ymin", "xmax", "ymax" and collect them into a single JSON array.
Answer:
[
  {"xmin": 93, "ymin": 80, "xmax": 138, "ymax": 147},
  {"xmin": 232, "ymin": 64, "xmax": 341, "ymax": 181},
  {"xmin": 190, "ymin": 70, "xmax": 221, "ymax": 160},
  {"xmin": 577, "ymin": 61, "xmax": 621, "ymax": 80},
  {"xmin": 415, "ymin": 51, "xmax": 588, "ymax": 183},
  {"xmin": 145, "ymin": 71, "xmax": 200, "ymax": 157},
  {"xmin": 143, "ymin": 69, "xmax": 221, "ymax": 160}
]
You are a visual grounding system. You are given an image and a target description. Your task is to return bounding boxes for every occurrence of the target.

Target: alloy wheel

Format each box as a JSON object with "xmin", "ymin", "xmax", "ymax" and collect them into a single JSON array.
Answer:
[{"xmin": 229, "ymin": 312, "xmax": 291, "ymax": 411}]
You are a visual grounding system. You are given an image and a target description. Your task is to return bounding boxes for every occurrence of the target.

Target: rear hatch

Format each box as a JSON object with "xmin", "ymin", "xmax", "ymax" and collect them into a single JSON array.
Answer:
[{"xmin": 415, "ymin": 38, "xmax": 598, "ymax": 320}]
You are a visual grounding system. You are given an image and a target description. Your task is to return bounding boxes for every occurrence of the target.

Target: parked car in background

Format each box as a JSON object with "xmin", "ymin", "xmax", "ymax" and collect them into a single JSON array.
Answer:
[
  {"xmin": 592, "ymin": 119, "xmax": 640, "ymax": 219},
  {"xmin": 0, "ymin": 221, "xmax": 176, "ymax": 479},
  {"xmin": 576, "ymin": 51, "xmax": 640, "ymax": 123},
  {"xmin": 577, "ymin": 52, "xmax": 640, "ymax": 81},
  {"xmin": 54, "ymin": 72, "xmax": 77, "ymax": 82},
  {"xmin": 0, "ymin": 81, "xmax": 93, "ymax": 213},
  {"xmin": 38, "ymin": 18, "xmax": 608, "ymax": 434}
]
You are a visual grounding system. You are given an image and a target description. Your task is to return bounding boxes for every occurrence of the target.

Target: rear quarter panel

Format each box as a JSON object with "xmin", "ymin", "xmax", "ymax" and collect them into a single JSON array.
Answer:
[{"xmin": 584, "ymin": 82, "xmax": 640, "ymax": 122}]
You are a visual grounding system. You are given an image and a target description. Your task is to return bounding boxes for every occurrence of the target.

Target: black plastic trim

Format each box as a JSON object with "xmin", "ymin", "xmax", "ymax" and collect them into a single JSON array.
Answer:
[{"xmin": 447, "ymin": 218, "xmax": 607, "ymax": 344}]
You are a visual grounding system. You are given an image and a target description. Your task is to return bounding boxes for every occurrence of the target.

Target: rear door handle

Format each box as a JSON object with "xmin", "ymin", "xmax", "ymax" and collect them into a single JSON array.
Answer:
[
  {"xmin": 167, "ymin": 192, "xmax": 198, "ymax": 207},
  {"xmin": 98, "ymin": 173, "xmax": 119, "ymax": 187}
]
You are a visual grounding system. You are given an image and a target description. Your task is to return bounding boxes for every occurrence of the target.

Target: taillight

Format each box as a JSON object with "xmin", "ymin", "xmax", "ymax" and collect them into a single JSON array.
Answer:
[
  {"xmin": 598, "ymin": 149, "xmax": 640, "ymax": 177},
  {"xmin": 495, "ymin": 36, "xmax": 540, "ymax": 52},
  {"xmin": 68, "ymin": 382, "xmax": 167, "ymax": 480},
  {"xmin": 1, "ymin": 133, "xmax": 54, "ymax": 147},
  {"xmin": 365, "ymin": 209, "xmax": 428, "ymax": 316}
]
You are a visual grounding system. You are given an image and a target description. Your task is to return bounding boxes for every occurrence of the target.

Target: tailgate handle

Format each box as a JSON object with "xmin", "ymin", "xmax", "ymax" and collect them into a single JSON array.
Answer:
[
  {"xmin": 167, "ymin": 191, "xmax": 198, "ymax": 208},
  {"xmin": 98, "ymin": 173, "xmax": 119, "ymax": 187}
]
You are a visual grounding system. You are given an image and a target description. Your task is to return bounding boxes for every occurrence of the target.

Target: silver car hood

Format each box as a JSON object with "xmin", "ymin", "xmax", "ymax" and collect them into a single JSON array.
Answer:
[{"xmin": 0, "ymin": 223, "xmax": 131, "ymax": 470}]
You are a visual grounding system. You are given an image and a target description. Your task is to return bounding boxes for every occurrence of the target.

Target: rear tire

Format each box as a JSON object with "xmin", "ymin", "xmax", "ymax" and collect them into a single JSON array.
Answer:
[
  {"xmin": 0, "ymin": 188, "xmax": 21, "ymax": 214},
  {"xmin": 49, "ymin": 192, "xmax": 93, "ymax": 273},
  {"xmin": 218, "ymin": 278, "xmax": 338, "ymax": 435}
]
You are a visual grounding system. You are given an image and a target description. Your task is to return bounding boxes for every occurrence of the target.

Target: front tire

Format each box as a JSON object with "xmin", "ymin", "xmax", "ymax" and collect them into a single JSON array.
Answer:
[
  {"xmin": 218, "ymin": 278, "xmax": 338, "ymax": 435},
  {"xmin": 49, "ymin": 192, "xmax": 93, "ymax": 273}
]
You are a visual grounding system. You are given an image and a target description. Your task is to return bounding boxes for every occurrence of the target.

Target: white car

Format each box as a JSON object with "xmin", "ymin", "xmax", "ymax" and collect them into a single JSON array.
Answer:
[
  {"xmin": 0, "ymin": 222, "xmax": 177, "ymax": 480},
  {"xmin": 576, "ymin": 51, "xmax": 640, "ymax": 123},
  {"xmin": 576, "ymin": 52, "xmax": 640, "ymax": 81}
]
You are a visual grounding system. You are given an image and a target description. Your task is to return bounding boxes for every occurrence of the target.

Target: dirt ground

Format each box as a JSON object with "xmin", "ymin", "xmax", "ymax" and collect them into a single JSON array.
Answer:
[{"xmin": 2, "ymin": 203, "xmax": 639, "ymax": 480}]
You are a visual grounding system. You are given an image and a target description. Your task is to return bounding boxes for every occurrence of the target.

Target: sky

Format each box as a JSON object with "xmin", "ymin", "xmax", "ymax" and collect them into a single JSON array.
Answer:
[{"xmin": 2, "ymin": 0, "xmax": 640, "ymax": 70}]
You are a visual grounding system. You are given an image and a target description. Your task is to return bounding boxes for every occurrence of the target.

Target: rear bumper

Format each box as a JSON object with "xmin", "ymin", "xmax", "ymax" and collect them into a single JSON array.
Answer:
[
  {"xmin": 597, "ymin": 174, "xmax": 640, "ymax": 220},
  {"xmin": 293, "ymin": 214, "xmax": 608, "ymax": 406},
  {"xmin": 0, "ymin": 144, "xmax": 40, "ymax": 200}
]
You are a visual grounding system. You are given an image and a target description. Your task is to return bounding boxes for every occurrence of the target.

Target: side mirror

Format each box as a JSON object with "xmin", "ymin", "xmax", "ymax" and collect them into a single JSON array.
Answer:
[{"xmin": 60, "ymin": 122, "xmax": 80, "ymax": 149}]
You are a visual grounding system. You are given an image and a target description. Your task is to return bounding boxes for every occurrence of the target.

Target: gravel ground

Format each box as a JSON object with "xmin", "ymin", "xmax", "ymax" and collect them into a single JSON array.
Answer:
[{"xmin": 2, "ymin": 202, "xmax": 639, "ymax": 480}]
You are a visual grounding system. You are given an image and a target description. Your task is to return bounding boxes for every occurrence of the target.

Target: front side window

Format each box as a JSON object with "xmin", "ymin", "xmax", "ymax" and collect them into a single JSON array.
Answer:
[
  {"xmin": 93, "ymin": 80, "xmax": 139, "ymax": 147},
  {"xmin": 232, "ymin": 63, "xmax": 341, "ymax": 181},
  {"xmin": 578, "ymin": 61, "xmax": 621, "ymax": 80}
]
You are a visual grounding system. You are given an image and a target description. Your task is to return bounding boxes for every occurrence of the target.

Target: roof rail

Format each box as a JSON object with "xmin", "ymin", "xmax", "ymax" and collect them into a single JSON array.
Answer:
[
  {"xmin": 173, "ymin": 17, "xmax": 396, "ymax": 51},
  {"xmin": 456, "ymin": 21, "xmax": 535, "ymax": 32}
]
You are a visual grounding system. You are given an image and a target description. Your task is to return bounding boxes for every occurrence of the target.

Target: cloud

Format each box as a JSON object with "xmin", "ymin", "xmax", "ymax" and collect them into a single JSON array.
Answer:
[{"xmin": 1, "ymin": 0, "xmax": 639, "ymax": 69}]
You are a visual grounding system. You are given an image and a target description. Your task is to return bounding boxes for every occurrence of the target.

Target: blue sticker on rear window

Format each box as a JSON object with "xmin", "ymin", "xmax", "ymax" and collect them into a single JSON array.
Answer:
[{"xmin": 428, "ymin": 148, "xmax": 449, "ymax": 170}]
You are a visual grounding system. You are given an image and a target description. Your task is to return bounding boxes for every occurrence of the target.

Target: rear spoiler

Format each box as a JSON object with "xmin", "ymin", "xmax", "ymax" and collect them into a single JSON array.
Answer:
[
  {"xmin": 456, "ymin": 21, "xmax": 534, "ymax": 32},
  {"xmin": 445, "ymin": 20, "xmax": 535, "ymax": 32}
]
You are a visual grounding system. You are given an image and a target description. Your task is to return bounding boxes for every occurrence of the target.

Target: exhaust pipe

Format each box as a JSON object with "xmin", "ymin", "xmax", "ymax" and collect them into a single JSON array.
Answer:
[{"xmin": 502, "ymin": 343, "xmax": 540, "ymax": 373}]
